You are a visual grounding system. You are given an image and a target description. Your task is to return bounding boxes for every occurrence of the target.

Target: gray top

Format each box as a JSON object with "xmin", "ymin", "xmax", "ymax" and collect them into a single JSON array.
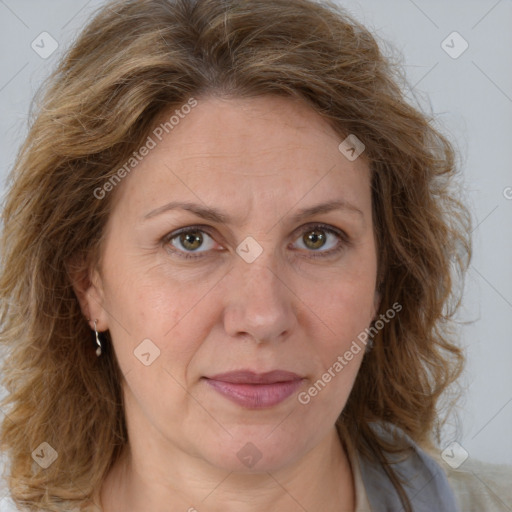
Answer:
[{"xmin": 356, "ymin": 423, "xmax": 460, "ymax": 511}]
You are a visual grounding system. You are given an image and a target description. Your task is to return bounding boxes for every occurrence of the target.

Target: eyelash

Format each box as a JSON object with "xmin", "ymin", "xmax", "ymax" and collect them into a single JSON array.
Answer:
[{"xmin": 163, "ymin": 223, "xmax": 350, "ymax": 261}]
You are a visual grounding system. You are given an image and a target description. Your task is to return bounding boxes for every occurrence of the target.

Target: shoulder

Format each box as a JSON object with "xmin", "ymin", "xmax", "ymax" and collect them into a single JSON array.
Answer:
[
  {"xmin": 358, "ymin": 422, "xmax": 461, "ymax": 512},
  {"xmin": 427, "ymin": 447, "xmax": 512, "ymax": 512},
  {"xmin": 361, "ymin": 423, "xmax": 512, "ymax": 512}
]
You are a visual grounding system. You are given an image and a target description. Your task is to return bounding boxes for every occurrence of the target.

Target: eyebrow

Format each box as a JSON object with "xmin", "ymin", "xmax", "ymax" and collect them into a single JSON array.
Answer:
[{"xmin": 143, "ymin": 199, "xmax": 363, "ymax": 225}]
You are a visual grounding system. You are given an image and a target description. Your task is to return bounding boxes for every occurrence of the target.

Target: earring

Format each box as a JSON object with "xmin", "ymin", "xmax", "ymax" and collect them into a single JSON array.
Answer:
[
  {"xmin": 365, "ymin": 320, "xmax": 377, "ymax": 353},
  {"xmin": 94, "ymin": 319, "xmax": 102, "ymax": 357}
]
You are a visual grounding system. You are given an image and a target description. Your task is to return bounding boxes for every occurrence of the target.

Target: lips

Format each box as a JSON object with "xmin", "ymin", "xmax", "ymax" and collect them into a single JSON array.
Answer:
[
  {"xmin": 203, "ymin": 370, "xmax": 304, "ymax": 408},
  {"xmin": 207, "ymin": 370, "xmax": 302, "ymax": 384}
]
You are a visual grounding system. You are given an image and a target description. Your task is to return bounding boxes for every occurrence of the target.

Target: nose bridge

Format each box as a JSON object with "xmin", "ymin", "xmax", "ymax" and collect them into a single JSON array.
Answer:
[{"xmin": 223, "ymin": 241, "xmax": 296, "ymax": 343}]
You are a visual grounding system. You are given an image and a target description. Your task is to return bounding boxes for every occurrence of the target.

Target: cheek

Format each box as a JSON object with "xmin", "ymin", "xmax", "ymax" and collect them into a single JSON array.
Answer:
[
  {"xmin": 298, "ymin": 282, "xmax": 373, "ymax": 415},
  {"xmin": 303, "ymin": 259, "xmax": 377, "ymax": 401},
  {"xmin": 317, "ymin": 259, "xmax": 377, "ymax": 340},
  {"xmin": 101, "ymin": 255, "xmax": 214, "ymax": 383},
  {"xmin": 312, "ymin": 287, "xmax": 372, "ymax": 384}
]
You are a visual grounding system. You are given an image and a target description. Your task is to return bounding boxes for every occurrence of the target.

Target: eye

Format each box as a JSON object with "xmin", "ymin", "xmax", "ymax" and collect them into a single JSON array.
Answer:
[
  {"xmin": 165, "ymin": 227, "xmax": 218, "ymax": 259},
  {"xmin": 292, "ymin": 223, "xmax": 349, "ymax": 258},
  {"xmin": 163, "ymin": 223, "xmax": 349, "ymax": 260}
]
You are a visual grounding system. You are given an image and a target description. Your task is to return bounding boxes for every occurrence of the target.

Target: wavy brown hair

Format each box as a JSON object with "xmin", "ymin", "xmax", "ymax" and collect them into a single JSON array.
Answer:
[{"xmin": 0, "ymin": 0, "xmax": 471, "ymax": 510}]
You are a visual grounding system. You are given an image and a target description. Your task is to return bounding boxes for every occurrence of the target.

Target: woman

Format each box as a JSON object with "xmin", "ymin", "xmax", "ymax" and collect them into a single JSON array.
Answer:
[{"xmin": 0, "ymin": 0, "xmax": 510, "ymax": 511}]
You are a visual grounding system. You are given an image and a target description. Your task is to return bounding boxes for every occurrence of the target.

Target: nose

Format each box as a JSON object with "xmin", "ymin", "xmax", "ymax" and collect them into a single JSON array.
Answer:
[{"xmin": 222, "ymin": 255, "xmax": 297, "ymax": 344}]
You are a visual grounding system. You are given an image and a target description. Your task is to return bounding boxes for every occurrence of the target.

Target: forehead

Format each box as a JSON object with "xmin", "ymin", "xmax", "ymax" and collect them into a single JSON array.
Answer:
[
  {"xmin": 109, "ymin": 95, "xmax": 372, "ymax": 222},
  {"xmin": 150, "ymin": 95, "xmax": 351, "ymax": 168}
]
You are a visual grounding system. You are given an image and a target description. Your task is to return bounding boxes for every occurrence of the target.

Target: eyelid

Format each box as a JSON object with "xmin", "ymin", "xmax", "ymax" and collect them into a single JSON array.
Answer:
[{"xmin": 164, "ymin": 224, "xmax": 224, "ymax": 247}]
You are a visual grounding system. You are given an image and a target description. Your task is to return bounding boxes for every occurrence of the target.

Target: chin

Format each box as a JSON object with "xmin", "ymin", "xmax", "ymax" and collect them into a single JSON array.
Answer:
[{"xmin": 195, "ymin": 432, "xmax": 312, "ymax": 474}]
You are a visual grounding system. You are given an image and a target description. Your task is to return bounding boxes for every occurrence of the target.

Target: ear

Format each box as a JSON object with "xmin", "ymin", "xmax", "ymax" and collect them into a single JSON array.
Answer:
[{"xmin": 67, "ymin": 255, "xmax": 109, "ymax": 331}]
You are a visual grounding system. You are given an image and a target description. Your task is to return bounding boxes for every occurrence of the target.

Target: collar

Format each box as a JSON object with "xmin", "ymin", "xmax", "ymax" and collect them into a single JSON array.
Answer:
[{"xmin": 344, "ymin": 423, "xmax": 460, "ymax": 512}]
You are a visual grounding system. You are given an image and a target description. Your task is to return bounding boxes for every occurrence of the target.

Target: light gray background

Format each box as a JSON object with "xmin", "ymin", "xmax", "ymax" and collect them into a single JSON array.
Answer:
[{"xmin": 0, "ymin": 0, "xmax": 511, "ymax": 468}]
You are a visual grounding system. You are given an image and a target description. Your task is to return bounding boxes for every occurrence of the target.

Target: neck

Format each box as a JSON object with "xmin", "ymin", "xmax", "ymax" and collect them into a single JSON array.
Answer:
[{"xmin": 98, "ymin": 427, "xmax": 355, "ymax": 512}]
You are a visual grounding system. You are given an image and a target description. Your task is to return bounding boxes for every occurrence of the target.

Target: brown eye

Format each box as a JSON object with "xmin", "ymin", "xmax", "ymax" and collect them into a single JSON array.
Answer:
[
  {"xmin": 303, "ymin": 229, "xmax": 327, "ymax": 250},
  {"xmin": 293, "ymin": 224, "xmax": 349, "ymax": 259},
  {"xmin": 165, "ymin": 228, "xmax": 217, "ymax": 259},
  {"xmin": 179, "ymin": 231, "xmax": 204, "ymax": 251},
  {"xmin": 164, "ymin": 223, "xmax": 349, "ymax": 261}
]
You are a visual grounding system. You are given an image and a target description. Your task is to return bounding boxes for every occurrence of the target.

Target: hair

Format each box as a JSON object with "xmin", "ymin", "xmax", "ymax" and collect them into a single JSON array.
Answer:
[{"xmin": 0, "ymin": 0, "xmax": 471, "ymax": 510}]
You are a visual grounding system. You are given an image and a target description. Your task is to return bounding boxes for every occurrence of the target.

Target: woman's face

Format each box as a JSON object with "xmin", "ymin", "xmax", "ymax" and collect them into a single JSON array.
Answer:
[{"xmin": 80, "ymin": 95, "xmax": 379, "ymax": 472}]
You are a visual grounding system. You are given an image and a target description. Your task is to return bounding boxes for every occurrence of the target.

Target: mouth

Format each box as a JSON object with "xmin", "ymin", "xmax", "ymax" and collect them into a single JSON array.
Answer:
[{"xmin": 202, "ymin": 370, "xmax": 305, "ymax": 409}]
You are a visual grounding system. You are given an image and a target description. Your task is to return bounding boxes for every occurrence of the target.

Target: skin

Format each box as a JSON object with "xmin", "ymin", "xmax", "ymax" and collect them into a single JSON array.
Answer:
[{"xmin": 72, "ymin": 94, "xmax": 380, "ymax": 512}]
